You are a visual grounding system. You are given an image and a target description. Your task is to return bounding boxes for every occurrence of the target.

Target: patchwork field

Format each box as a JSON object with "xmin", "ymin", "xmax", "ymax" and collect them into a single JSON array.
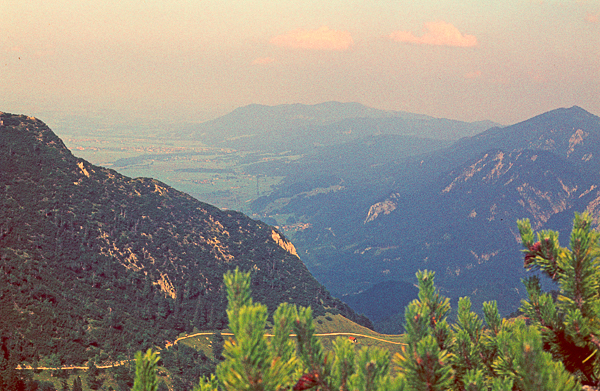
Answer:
[{"xmin": 60, "ymin": 133, "xmax": 288, "ymax": 214}]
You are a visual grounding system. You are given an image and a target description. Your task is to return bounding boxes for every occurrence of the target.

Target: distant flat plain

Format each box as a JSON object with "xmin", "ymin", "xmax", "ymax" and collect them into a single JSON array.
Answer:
[{"xmin": 61, "ymin": 132, "xmax": 288, "ymax": 214}]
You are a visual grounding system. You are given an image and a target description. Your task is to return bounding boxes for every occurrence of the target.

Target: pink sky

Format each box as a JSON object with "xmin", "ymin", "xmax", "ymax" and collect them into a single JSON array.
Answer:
[{"xmin": 2, "ymin": 0, "xmax": 599, "ymax": 126}]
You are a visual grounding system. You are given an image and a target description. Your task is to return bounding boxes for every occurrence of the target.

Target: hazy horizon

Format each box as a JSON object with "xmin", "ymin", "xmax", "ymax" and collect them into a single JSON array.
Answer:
[{"xmin": 3, "ymin": 1, "xmax": 599, "ymax": 128}]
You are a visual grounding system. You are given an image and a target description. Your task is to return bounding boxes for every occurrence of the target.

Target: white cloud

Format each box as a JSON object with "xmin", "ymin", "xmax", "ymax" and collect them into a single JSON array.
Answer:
[{"xmin": 388, "ymin": 21, "xmax": 477, "ymax": 47}]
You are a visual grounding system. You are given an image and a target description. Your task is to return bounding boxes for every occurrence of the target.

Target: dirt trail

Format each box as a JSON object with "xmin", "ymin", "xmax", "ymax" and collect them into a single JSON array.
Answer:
[
  {"xmin": 17, "ymin": 361, "xmax": 129, "ymax": 371},
  {"xmin": 17, "ymin": 331, "xmax": 405, "ymax": 370},
  {"xmin": 175, "ymin": 331, "xmax": 406, "ymax": 345}
]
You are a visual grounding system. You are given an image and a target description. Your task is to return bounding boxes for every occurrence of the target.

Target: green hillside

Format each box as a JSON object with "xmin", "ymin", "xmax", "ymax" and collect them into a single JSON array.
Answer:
[{"xmin": 0, "ymin": 112, "xmax": 371, "ymax": 390}]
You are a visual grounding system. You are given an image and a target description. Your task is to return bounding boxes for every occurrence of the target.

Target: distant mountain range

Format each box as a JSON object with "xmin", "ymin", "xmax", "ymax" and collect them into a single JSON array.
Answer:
[
  {"xmin": 246, "ymin": 105, "xmax": 600, "ymax": 331},
  {"xmin": 185, "ymin": 101, "xmax": 499, "ymax": 152},
  {"xmin": 0, "ymin": 112, "xmax": 370, "ymax": 376}
]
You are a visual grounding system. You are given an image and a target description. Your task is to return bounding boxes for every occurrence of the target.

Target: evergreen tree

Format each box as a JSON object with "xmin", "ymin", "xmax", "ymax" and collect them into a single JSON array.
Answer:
[
  {"xmin": 136, "ymin": 226, "xmax": 599, "ymax": 391},
  {"xmin": 87, "ymin": 360, "xmax": 103, "ymax": 390},
  {"xmin": 394, "ymin": 270, "xmax": 453, "ymax": 391},
  {"xmin": 518, "ymin": 212, "xmax": 600, "ymax": 386},
  {"xmin": 396, "ymin": 270, "xmax": 578, "ymax": 390},
  {"xmin": 212, "ymin": 331, "xmax": 224, "ymax": 362},
  {"xmin": 450, "ymin": 297, "xmax": 484, "ymax": 389},
  {"xmin": 131, "ymin": 349, "xmax": 160, "ymax": 391},
  {"xmin": 491, "ymin": 318, "xmax": 578, "ymax": 390},
  {"xmin": 214, "ymin": 268, "xmax": 299, "ymax": 390},
  {"xmin": 195, "ymin": 268, "xmax": 404, "ymax": 391}
]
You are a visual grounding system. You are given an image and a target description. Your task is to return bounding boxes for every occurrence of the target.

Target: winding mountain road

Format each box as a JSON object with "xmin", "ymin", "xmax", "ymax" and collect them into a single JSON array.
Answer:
[
  {"xmin": 17, "ymin": 331, "xmax": 406, "ymax": 371},
  {"xmin": 175, "ymin": 331, "xmax": 406, "ymax": 345}
]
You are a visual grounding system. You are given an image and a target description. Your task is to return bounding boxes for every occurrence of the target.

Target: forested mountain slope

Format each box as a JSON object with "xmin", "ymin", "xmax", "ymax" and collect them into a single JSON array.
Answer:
[{"xmin": 0, "ymin": 112, "xmax": 370, "ymax": 371}]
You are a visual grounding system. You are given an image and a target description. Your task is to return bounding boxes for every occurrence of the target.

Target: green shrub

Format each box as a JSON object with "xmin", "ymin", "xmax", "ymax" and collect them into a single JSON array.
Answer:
[
  {"xmin": 519, "ymin": 212, "xmax": 600, "ymax": 386},
  {"xmin": 130, "ymin": 212, "xmax": 600, "ymax": 390}
]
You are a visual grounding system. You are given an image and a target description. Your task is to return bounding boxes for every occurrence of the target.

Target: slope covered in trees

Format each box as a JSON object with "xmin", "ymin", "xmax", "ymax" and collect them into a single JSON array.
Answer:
[{"xmin": 0, "ymin": 112, "xmax": 370, "ymax": 388}]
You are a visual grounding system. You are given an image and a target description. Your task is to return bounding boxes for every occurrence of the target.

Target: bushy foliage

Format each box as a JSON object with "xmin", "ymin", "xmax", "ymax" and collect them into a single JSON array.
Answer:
[
  {"xmin": 395, "ymin": 271, "xmax": 578, "ymax": 391},
  {"xmin": 131, "ymin": 263, "xmax": 586, "ymax": 390},
  {"xmin": 519, "ymin": 212, "xmax": 600, "ymax": 386},
  {"xmin": 132, "ymin": 349, "xmax": 160, "ymax": 391},
  {"xmin": 195, "ymin": 268, "xmax": 403, "ymax": 391}
]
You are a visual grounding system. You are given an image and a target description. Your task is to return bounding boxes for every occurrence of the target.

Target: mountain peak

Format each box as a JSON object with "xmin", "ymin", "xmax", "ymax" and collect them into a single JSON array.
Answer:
[
  {"xmin": 1, "ymin": 111, "xmax": 71, "ymax": 155},
  {"xmin": 189, "ymin": 102, "xmax": 499, "ymax": 150},
  {"xmin": 567, "ymin": 105, "xmax": 585, "ymax": 111},
  {"xmin": 448, "ymin": 106, "xmax": 600, "ymax": 165},
  {"xmin": 519, "ymin": 105, "xmax": 598, "ymax": 127}
]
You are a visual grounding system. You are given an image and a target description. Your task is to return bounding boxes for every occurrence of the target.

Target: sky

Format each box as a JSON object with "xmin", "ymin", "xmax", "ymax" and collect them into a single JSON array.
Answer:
[{"xmin": 2, "ymin": 0, "xmax": 599, "ymax": 127}]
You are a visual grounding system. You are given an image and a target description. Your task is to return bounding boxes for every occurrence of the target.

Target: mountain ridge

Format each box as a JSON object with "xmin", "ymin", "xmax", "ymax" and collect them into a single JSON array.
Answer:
[
  {"xmin": 247, "ymin": 105, "xmax": 600, "ymax": 329},
  {"xmin": 448, "ymin": 105, "xmax": 600, "ymax": 163},
  {"xmin": 0, "ymin": 111, "xmax": 371, "ymax": 371},
  {"xmin": 185, "ymin": 101, "xmax": 500, "ymax": 151}
]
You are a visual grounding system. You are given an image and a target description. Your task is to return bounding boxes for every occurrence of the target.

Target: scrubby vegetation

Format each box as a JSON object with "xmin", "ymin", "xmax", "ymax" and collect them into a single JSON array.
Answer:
[
  {"xmin": 518, "ymin": 212, "xmax": 600, "ymax": 385},
  {"xmin": 129, "ymin": 212, "xmax": 600, "ymax": 390}
]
